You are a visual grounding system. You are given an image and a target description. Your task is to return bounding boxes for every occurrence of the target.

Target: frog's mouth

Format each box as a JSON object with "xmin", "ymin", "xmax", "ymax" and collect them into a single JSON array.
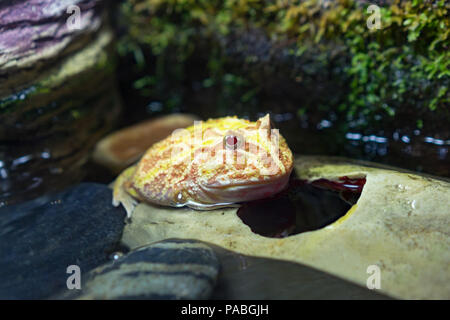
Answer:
[
  {"xmin": 180, "ymin": 201, "xmax": 241, "ymax": 210},
  {"xmin": 189, "ymin": 173, "xmax": 291, "ymax": 209}
]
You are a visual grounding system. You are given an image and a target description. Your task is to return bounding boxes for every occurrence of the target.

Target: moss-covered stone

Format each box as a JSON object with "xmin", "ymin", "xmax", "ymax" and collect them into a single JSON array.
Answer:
[{"xmin": 120, "ymin": 0, "xmax": 448, "ymax": 115}]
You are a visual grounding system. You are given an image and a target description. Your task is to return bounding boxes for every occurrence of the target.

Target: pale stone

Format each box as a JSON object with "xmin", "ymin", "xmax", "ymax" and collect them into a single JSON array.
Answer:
[{"xmin": 121, "ymin": 155, "xmax": 450, "ymax": 299}]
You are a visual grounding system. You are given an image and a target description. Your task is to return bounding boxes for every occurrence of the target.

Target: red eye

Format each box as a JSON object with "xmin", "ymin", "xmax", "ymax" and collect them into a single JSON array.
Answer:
[
  {"xmin": 227, "ymin": 136, "xmax": 237, "ymax": 145},
  {"xmin": 225, "ymin": 135, "xmax": 239, "ymax": 149}
]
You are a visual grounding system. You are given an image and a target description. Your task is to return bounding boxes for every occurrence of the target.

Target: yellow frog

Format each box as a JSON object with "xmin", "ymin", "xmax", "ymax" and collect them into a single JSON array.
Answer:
[{"xmin": 113, "ymin": 114, "xmax": 293, "ymax": 217}]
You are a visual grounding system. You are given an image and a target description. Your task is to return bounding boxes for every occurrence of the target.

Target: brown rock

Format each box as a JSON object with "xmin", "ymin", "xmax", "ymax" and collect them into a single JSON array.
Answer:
[{"xmin": 93, "ymin": 114, "xmax": 199, "ymax": 172}]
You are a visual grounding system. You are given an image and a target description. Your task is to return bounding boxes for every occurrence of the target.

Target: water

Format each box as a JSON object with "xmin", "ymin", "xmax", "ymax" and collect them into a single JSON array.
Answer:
[{"xmin": 237, "ymin": 176, "xmax": 365, "ymax": 238}]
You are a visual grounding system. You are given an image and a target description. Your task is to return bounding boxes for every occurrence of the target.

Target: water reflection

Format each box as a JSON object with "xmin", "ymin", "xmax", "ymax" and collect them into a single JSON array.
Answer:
[{"xmin": 267, "ymin": 111, "xmax": 449, "ymax": 178}]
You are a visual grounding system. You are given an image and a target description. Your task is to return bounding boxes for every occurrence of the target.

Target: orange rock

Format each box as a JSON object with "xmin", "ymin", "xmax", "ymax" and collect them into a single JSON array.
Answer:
[{"xmin": 93, "ymin": 114, "xmax": 199, "ymax": 172}]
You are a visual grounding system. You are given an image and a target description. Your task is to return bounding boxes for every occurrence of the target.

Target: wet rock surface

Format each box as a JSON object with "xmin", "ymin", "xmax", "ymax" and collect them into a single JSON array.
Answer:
[
  {"xmin": 62, "ymin": 239, "xmax": 219, "ymax": 300},
  {"xmin": 0, "ymin": 183, "xmax": 126, "ymax": 299}
]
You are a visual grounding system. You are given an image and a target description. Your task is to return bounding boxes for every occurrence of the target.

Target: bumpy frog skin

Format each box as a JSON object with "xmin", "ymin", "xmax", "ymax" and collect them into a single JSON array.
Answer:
[{"xmin": 113, "ymin": 114, "xmax": 293, "ymax": 217}]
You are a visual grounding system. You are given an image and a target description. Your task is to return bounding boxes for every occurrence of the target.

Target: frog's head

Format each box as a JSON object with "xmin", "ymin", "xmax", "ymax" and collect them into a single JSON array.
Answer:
[{"xmin": 118, "ymin": 114, "xmax": 293, "ymax": 211}]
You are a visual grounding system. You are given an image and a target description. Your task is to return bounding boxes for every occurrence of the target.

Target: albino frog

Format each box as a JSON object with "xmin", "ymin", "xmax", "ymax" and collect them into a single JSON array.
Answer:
[{"xmin": 113, "ymin": 114, "xmax": 293, "ymax": 217}]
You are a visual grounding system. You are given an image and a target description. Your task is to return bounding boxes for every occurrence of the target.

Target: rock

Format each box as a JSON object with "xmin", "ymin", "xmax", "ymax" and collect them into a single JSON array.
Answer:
[
  {"xmin": 120, "ymin": 155, "xmax": 450, "ymax": 299},
  {"xmin": 92, "ymin": 114, "xmax": 199, "ymax": 173},
  {"xmin": 0, "ymin": 183, "xmax": 126, "ymax": 299},
  {"xmin": 62, "ymin": 239, "xmax": 219, "ymax": 300},
  {"xmin": 207, "ymin": 242, "xmax": 388, "ymax": 299},
  {"xmin": 0, "ymin": 0, "xmax": 103, "ymax": 94},
  {"xmin": 0, "ymin": 24, "xmax": 121, "ymax": 205}
]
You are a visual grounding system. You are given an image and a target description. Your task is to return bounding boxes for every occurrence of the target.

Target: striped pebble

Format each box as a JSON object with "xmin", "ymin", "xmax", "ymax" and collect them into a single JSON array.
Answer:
[{"xmin": 69, "ymin": 239, "xmax": 219, "ymax": 300}]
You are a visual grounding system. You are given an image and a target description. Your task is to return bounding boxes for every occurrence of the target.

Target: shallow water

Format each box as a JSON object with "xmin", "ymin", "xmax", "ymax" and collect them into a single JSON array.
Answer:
[{"xmin": 237, "ymin": 177, "xmax": 365, "ymax": 238}]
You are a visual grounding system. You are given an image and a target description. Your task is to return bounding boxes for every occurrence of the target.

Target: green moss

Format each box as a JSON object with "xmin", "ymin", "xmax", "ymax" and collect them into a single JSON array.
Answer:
[{"xmin": 119, "ymin": 0, "xmax": 449, "ymax": 127}]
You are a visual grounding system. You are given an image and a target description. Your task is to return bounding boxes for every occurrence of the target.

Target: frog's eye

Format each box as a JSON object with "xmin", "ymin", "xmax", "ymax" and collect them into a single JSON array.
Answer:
[{"xmin": 224, "ymin": 134, "xmax": 240, "ymax": 150}]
